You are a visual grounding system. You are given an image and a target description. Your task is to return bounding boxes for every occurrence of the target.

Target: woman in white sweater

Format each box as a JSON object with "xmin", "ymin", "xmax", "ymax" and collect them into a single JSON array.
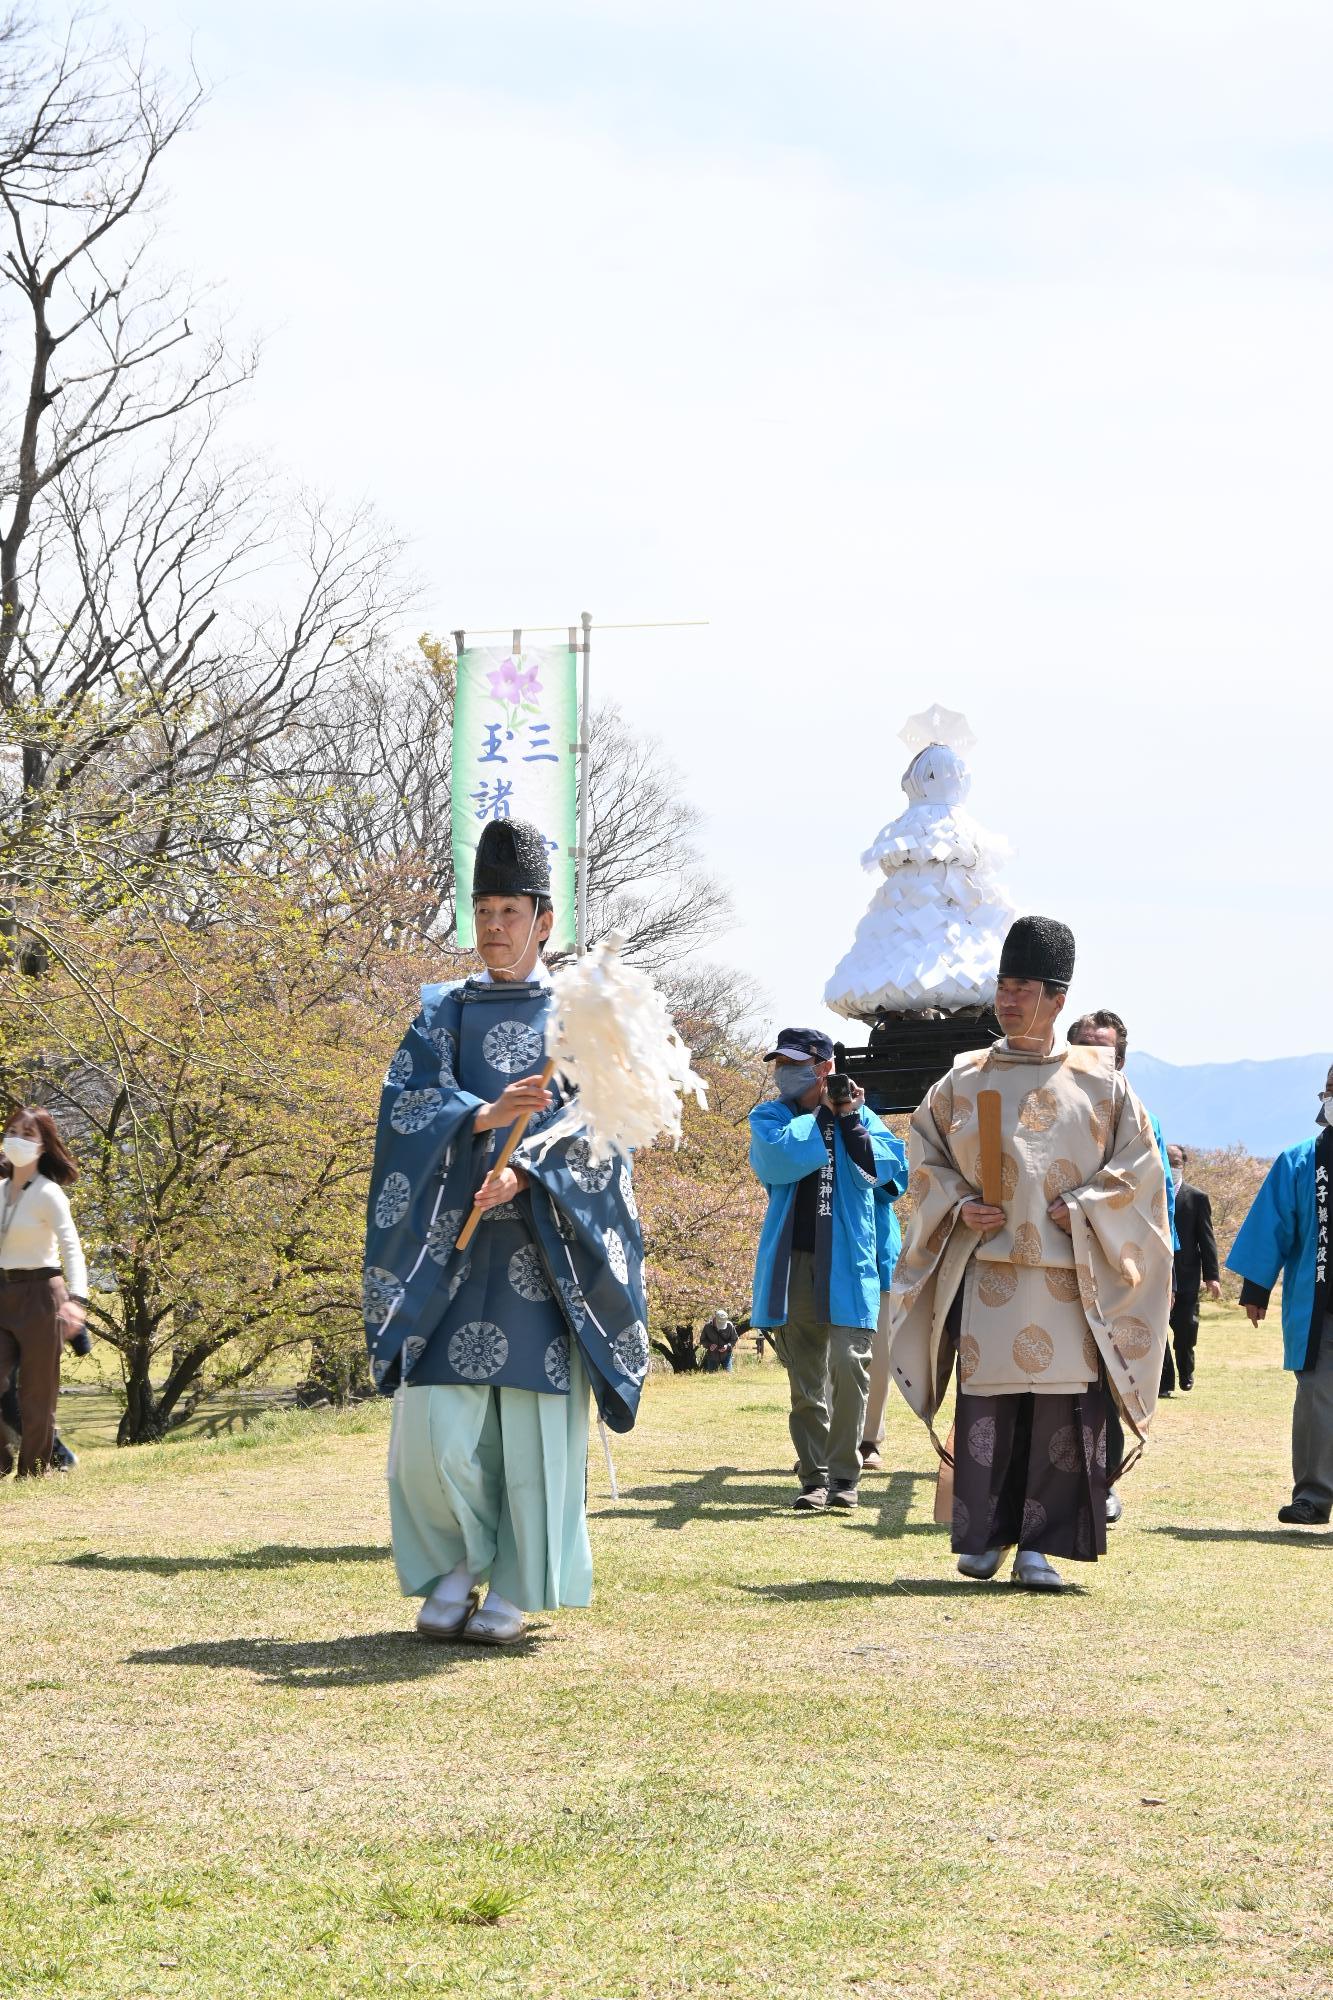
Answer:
[{"xmin": 0, "ymin": 1107, "xmax": 89, "ymax": 1476}]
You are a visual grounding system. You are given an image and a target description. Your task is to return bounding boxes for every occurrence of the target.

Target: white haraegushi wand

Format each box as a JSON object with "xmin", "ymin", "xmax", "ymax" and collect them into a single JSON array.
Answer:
[{"xmin": 456, "ymin": 932, "xmax": 707, "ymax": 1253}]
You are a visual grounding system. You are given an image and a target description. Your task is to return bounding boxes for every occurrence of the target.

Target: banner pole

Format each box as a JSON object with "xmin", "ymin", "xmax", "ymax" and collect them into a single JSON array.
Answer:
[{"xmin": 576, "ymin": 611, "xmax": 592, "ymax": 954}]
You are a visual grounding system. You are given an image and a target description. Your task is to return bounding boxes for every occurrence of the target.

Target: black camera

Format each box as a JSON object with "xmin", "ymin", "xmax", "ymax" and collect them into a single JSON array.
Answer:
[{"xmin": 825, "ymin": 1072, "xmax": 854, "ymax": 1107}]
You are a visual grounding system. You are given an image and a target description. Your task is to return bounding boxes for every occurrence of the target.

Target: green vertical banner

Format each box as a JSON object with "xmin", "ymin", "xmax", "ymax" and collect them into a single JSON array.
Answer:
[{"xmin": 452, "ymin": 644, "xmax": 578, "ymax": 951}]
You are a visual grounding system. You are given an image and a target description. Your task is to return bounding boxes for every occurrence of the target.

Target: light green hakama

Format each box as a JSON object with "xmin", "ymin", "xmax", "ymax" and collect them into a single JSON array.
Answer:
[{"xmin": 386, "ymin": 1353, "xmax": 593, "ymax": 1612}]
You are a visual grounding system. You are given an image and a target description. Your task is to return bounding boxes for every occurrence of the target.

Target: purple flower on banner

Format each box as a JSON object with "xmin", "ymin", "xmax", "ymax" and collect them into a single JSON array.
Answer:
[{"xmin": 486, "ymin": 655, "xmax": 543, "ymax": 705}]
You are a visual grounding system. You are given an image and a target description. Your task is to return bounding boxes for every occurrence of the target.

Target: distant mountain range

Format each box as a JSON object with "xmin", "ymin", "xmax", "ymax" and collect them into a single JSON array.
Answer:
[{"xmin": 1126, "ymin": 1051, "xmax": 1332, "ymax": 1159}]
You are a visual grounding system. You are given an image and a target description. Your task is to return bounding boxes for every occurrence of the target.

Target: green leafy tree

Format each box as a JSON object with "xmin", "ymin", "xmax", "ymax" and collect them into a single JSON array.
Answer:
[
  {"xmin": 633, "ymin": 1046, "xmax": 768, "ymax": 1371},
  {"xmin": 0, "ymin": 886, "xmax": 431, "ymax": 1440}
]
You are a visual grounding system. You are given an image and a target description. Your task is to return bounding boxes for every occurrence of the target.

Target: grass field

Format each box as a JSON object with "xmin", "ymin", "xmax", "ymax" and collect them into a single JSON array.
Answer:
[{"xmin": 1, "ymin": 1303, "xmax": 1329, "ymax": 2000}]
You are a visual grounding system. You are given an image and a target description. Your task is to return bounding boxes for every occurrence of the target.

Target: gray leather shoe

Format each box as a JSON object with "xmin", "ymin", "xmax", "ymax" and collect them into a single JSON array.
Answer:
[
  {"xmin": 956, "ymin": 1547, "xmax": 1006, "ymax": 1580},
  {"xmin": 461, "ymin": 1601, "xmax": 527, "ymax": 1645},
  {"xmin": 415, "ymin": 1584, "xmax": 480, "ymax": 1640},
  {"xmin": 1011, "ymin": 1550, "xmax": 1068, "ymax": 1591}
]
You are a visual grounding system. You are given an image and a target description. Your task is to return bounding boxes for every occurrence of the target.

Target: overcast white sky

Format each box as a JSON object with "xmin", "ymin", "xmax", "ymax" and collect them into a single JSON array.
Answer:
[{"xmin": 127, "ymin": 1, "xmax": 1332, "ymax": 1065}]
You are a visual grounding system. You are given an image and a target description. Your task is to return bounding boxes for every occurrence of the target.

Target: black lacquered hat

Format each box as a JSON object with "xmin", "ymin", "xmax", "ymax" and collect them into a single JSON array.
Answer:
[
  {"xmin": 472, "ymin": 819, "xmax": 552, "ymax": 900},
  {"xmin": 997, "ymin": 915, "xmax": 1076, "ymax": 989}
]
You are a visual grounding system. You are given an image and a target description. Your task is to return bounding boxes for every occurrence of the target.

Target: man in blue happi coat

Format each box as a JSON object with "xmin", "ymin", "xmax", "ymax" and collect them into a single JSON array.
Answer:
[
  {"xmin": 1227, "ymin": 1062, "xmax": 1333, "ymax": 1527},
  {"xmin": 858, "ymin": 1177, "xmax": 907, "ymax": 1474},
  {"xmin": 364, "ymin": 819, "xmax": 648, "ymax": 1643},
  {"xmin": 749, "ymin": 1028, "xmax": 907, "ymax": 1513}
]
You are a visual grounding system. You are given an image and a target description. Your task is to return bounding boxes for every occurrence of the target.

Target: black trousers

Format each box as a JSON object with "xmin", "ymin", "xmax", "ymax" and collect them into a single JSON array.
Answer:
[{"xmin": 1161, "ymin": 1293, "xmax": 1200, "ymax": 1393}]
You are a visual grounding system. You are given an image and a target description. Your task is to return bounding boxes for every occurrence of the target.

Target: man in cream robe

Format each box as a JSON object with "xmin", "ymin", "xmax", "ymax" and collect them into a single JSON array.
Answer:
[{"xmin": 888, "ymin": 916, "xmax": 1172, "ymax": 1589}]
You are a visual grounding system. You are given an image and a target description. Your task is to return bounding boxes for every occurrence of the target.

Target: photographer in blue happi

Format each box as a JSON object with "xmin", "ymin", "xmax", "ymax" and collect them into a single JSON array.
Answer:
[
  {"xmin": 749, "ymin": 1028, "xmax": 908, "ymax": 1513},
  {"xmin": 364, "ymin": 819, "xmax": 649, "ymax": 1644}
]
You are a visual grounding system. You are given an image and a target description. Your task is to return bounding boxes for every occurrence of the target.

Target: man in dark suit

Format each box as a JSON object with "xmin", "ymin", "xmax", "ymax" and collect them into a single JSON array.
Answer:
[{"xmin": 1162, "ymin": 1144, "xmax": 1221, "ymax": 1393}]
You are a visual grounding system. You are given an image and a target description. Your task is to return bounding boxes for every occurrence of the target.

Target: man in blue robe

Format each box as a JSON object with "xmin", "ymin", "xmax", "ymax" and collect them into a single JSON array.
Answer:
[
  {"xmin": 1227, "ymin": 1063, "xmax": 1333, "ymax": 1527},
  {"xmin": 749, "ymin": 1028, "xmax": 908, "ymax": 1512},
  {"xmin": 364, "ymin": 820, "xmax": 648, "ymax": 1642}
]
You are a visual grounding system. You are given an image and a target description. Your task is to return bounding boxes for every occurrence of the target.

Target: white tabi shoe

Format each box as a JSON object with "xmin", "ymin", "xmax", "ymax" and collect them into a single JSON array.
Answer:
[
  {"xmin": 415, "ymin": 1581, "xmax": 480, "ymax": 1640},
  {"xmin": 461, "ymin": 1593, "xmax": 528, "ymax": 1646},
  {"xmin": 956, "ymin": 1547, "xmax": 1007, "ymax": 1581},
  {"xmin": 1011, "ymin": 1550, "xmax": 1068, "ymax": 1592}
]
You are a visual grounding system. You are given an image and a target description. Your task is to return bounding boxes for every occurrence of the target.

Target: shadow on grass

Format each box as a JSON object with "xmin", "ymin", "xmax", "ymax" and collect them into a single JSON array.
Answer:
[
  {"xmin": 1147, "ymin": 1525, "xmax": 1333, "ymax": 1548},
  {"xmin": 879, "ymin": 1576, "xmax": 1090, "ymax": 1598},
  {"xmin": 127, "ymin": 1627, "xmax": 550, "ymax": 1687},
  {"xmin": 598, "ymin": 1465, "xmax": 794, "ymax": 1529},
  {"xmin": 859, "ymin": 1469, "xmax": 938, "ymax": 1537},
  {"xmin": 737, "ymin": 1575, "xmax": 1089, "ymax": 1601},
  {"xmin": 600, "ymin": 1466, "xmax": 941, "ymax": 1538},
  {"xmin": 64, "ymin": 1544, "xmax": 390, "ymax": 1576}
]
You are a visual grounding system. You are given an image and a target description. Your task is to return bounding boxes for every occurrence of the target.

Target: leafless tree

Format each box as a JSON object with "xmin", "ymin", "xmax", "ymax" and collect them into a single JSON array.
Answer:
[
  {"xmin": 0, "ymin": 16, "xmax": 406, "ymax": 951},
  {"xmin": 583, "ymin": 701, "xmax": 733, "ymax": 970},
  {"xmin": 263, "ymin": 656, "xmax": 744, "ymax": 987}
]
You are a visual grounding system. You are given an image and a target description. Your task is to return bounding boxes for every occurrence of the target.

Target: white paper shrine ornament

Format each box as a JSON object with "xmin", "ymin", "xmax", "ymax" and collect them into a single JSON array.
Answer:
[{"xmin": 824, "ymin": 707, "xmax": 1016, "ymax": 1022}]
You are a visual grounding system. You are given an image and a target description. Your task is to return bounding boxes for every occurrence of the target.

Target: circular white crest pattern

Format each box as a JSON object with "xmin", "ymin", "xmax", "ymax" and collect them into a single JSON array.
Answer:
[
  {"xmin": 483, "ymin": 1199, "xmax": 522, "ymax": 1225},
  {"xmin": 401, "ymin": 1334, "xmax": 427, "ymax": 1374},
  {"xmin": 482, "ymin": 1019, "xmax": 543, "ymax": 1076},
  {"xmin": 429, "ymin": 1024, "xmax": 458, "ymax": 1083},
  {"xmin": 611, "ymin": 1320, "xmax": 650, "ymax": 1380},
  {"xmin": 553, "ymin": 1206, "xmax": 578, "ymax": 1244},
  {"xmin": 557, "ymin": 1276, "xmax": 586, "ymax": 1330},
  {"xmin": 446, "ymin": 1266, "xmax": 468, "ymax": 1303},
  {"xmin": 567, "ymin": 1138, "xmax": 614, "ymax": 1193},
  {"xmin": 618, "ymin": 1164, "xmax": 638, "ymax": 1221},
  {"xmin": 508, "ymin": 1243, "xmax": 553, "ymax": 1303},
  {"xmin": 447, "ymin": 1321, "xmax": 509, "ymax": 1381},
  {"xmin": 544, "ymin": 1334, "xmax": 571, "ymax": 1391},
  {"xmin": 374, "ymin": 1172, "xmax": 412, "ymax": 1229},
  {"xmin": 425, "ymin": 1208, "xmax": 465, "ymax": 1265},
  {"xmin": 604, "ymin": 1229, "xmax": 629, "ymax": 1285},
  {"xmin": 390, "ymin": 1087, "xmax": 444, "ymax": 1135},
  {"xmin": 384, "ymin": 1048, "xmax": 414, "ymax": 1089},
  {"xmin": 363, "ymin": 1266, "xmax": 405, "ymax": 1328}
]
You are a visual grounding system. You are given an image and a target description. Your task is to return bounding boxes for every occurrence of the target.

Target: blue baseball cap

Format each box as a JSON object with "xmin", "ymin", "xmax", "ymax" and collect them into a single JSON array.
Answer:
[{"xmin": 763, "ymin": 1028, "xmax": 835, "ymax": 1064}]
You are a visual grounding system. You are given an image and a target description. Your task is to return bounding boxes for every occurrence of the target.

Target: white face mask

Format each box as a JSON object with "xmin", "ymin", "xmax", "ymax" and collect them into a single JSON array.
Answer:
[{"xmin": 2, "ymin": 1135, "xmax": 41, "ymax": 1169}]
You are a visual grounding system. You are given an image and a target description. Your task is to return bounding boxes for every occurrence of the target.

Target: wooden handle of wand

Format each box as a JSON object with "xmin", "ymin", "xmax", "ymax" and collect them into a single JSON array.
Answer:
[
  {"xmin": 455, "ymin": 1058, "xmax": 559, "ymax": 1254},
  {"xmin": 977, "ymin": 1090, "xmax": 1004, "ymax": 1207}
]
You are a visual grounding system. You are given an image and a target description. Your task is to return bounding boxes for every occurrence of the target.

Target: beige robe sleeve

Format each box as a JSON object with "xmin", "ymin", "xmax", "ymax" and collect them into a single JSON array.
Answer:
[
  {"xmin": 887, "ymin": 1072, "xmax": 985, "ymax": 1431},
  {"xmin": 1064, "ymin": 1077, "xmax": 1173, "ymax": 1452}
]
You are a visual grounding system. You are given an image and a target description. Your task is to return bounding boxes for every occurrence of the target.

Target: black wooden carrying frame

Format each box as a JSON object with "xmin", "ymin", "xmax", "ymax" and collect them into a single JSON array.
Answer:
[{"xmin": 834, "ymin": 1011, "xmax": 1001, "ymax": 1115}]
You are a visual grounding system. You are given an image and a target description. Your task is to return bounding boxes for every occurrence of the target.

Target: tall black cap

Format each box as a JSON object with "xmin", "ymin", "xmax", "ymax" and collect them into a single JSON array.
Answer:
[
  {"xmin": 998, "ymin": 915, "xmax": 1076, "ymax": 989},
  {"xmin": 472, "ymin": 819, "xmax": 552, "ymax": 900}
]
